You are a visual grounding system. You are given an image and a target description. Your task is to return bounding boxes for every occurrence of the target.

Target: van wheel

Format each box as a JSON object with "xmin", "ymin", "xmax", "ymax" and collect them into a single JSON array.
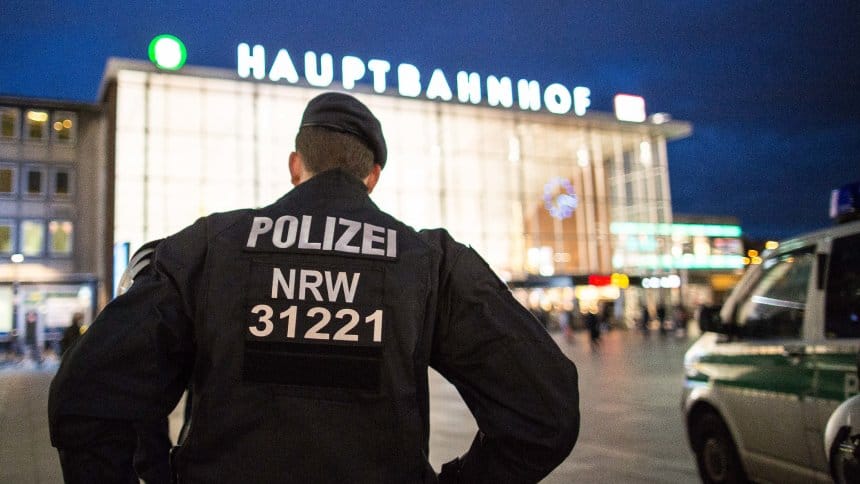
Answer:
[{"xmin": 691, "ymin": 411, "xmax": 748, "ymax": 484}]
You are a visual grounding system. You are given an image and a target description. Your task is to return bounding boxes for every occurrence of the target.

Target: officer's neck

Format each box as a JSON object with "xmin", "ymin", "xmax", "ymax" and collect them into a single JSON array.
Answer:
[{"xmin": 293, "ymin": 167, "xmax": 381, "ymax": 194}]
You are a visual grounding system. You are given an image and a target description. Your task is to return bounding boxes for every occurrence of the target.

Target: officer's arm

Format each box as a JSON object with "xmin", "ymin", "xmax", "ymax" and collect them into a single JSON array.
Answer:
[
  {"xmin": 48, "ymin": 223, "xmax": 203, "ymax": 482},
  {"xmin": 53, "ymin": 416, "xmax": 139, "ymax": 484},
  {"xmin": 432, "ymin": 244, "xmax": 580, "ymax": 483}
]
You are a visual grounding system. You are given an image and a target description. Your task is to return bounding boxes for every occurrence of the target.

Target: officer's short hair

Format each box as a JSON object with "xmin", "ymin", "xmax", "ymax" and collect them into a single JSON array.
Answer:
[{"xmin": 295, "ymin": 126, "xmax": 375, "ymax": 179}]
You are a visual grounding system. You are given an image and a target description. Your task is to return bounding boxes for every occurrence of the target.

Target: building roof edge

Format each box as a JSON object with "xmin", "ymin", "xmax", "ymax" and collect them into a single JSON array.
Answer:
[{"xmin": 96, "ymin": 57, "xmax": 694, "ymax": 140}]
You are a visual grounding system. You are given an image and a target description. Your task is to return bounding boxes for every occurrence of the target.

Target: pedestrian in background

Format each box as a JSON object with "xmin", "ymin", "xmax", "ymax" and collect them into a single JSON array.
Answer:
[
  {"xmin": 59, "ymin": 312, "xmax": 84, "ymax": 357},
  {"xmin": 656, "ymin": 302, "xmax": 668, "ymax": 336},
  {"xmin": 24, "ymin": 310, "xmax": 42, "ymax": 364},
  {"xmin": 48, "ymin": 92, "xmax": 580, "ymax": 483},
  {"xmin": 673, "ymin": 304, "xmax": 689, "ymax": 337},
  {"xmin": 640, "ymin": 303, "xmax": 651, "ymax": 336},
  {"xmin": 600, "ymin": 301, "xmax": 613, "ymax": 332},
  {"xmin": 586, "ymin": 310, "xmax": 601, "ymax": 350}
]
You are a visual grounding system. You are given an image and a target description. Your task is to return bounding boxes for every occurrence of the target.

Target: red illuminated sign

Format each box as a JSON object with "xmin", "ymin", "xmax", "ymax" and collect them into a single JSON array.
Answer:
[{"xmin": 588, "ymin": 274, "xmax": 612, "ymax": 286}]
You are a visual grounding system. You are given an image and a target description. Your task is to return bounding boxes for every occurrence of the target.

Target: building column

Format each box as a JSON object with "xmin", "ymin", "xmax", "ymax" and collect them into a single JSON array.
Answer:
[{"xmin": 591, "ymin": 130, "xmax": 610, "ymax": 273}]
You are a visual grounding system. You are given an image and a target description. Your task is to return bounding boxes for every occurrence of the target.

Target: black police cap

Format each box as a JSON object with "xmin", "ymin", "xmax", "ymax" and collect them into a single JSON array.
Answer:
[{"xmin": 300, "ymin": 92, "xmax": 388, "ymax": 168}]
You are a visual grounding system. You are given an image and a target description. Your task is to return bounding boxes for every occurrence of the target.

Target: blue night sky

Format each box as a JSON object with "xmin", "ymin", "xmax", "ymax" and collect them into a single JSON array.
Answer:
[{"xmin": 1, "ymin": 1, "xmax": 858, "ymax": 240}]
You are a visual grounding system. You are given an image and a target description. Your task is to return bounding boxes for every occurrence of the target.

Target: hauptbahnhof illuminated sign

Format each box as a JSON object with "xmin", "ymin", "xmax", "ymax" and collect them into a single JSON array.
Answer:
[{"xmin": 237, "ymin": 43, "xmax": 607, "ymax": 118}]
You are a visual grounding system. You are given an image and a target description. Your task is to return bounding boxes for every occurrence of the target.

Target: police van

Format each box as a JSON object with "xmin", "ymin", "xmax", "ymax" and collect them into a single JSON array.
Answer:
[{"xmin": 682, "ymin": 182, "xmax": 860, "ymax": 483}]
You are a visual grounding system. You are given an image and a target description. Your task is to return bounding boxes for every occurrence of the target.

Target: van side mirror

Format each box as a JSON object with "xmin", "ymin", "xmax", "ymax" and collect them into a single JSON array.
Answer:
[{"xmin": 698, "ymin": 305, "xmax": 726, "ymax": 333}]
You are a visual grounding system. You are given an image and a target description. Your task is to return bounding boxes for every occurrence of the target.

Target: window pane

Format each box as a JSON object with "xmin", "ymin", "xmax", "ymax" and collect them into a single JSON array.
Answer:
[
  {"xmin": 0, "ymin": 223, "xmax": 13, "ymax": 253},
  {"xmin": 0, "ymin": 168, "xmax": 14, "ymax": 194},
  {"xmin": 55, "ymin": 171, "xmax": 70, "ymax": 196},
  {"xmin": 736, "ymin": 248, "xmax": 814, "ymax": 339},
  {"xmin": 52, "ymin": 111, "xmax": 77, "ymax": 143},
  {"xmin": 20, "ymin": 220, "xmax": 45, "ymax": 256},
  {"xmin": 48, "ymin": 220, "xmax": 73, "ymax": 255},
  {"xmin": 1, "ymin": 108, "xmax": 19, "ymax": 138},
  {"xmin": 825, "ymin": 233, "xmax": 860, "ymax": 338},
  {"xmin": 25, "ymin": 110, "xmax": 48, "ymax": 141},
  {"xmin": 26, "ymin": 170, "xmax": 43, "ymax": 195}
]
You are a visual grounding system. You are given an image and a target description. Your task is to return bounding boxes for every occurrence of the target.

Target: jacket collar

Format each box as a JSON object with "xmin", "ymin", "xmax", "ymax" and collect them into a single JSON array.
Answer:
[{"xmin": 277, "ymin": 168, "xmax": 370, "ymax": 205}]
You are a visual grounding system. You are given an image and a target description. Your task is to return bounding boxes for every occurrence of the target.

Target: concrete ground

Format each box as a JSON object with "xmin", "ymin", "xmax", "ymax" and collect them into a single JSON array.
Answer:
[{"xmin": 1, "ymin": 328, "xmax": 700, "ymax": 483}]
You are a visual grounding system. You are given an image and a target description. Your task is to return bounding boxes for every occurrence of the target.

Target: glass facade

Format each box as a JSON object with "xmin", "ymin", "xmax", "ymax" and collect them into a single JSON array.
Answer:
[
  {"xmin": 113, "ymin": 69, "xmax": 689, "ymax": 281},
  {"xmin": 611, "ymin": 222, "xmax": 744, "ymax": 270}
]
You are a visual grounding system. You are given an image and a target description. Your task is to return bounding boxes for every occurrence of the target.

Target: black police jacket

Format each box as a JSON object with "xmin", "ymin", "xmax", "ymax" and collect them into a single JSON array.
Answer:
[{"xmin": 49, "ymin": 169, "xmax": 580, "ymax": 483}]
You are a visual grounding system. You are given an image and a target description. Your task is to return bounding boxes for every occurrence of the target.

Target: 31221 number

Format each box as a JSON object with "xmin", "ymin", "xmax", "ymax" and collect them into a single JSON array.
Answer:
[{"xmin": 249, "ymin": 304, "xmax": 383, "ymax": 343}]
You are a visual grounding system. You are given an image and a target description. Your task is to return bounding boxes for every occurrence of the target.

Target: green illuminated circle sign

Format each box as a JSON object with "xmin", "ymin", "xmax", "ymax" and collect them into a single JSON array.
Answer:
[{"xmin": 148, "ymin": 34, "xmax": 187, "ymax": 71}]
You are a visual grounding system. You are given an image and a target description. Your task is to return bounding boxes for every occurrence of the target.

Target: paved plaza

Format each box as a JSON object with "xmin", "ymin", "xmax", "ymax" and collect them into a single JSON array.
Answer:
[{"xmin": 1, "ymin": 329, "xmax": 700, "ymax": 483}]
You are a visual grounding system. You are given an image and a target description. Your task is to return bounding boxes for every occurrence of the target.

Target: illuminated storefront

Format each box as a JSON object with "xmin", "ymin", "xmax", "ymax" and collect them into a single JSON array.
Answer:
[
  {"xmin": 509, "ymin": 217, "xmax": 745, "ymax": 328},
  {"xmin": 661, "ymin": 215, "xmax": 746, "ymax": 307}
]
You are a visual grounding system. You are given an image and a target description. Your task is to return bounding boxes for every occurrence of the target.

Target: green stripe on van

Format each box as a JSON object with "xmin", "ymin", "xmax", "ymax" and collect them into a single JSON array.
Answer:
[
  {"xmin": 698, "ymin": 353, "xmax": 815, "ymax": 396},
  {"xmin": 815, "ymin": 351, "xmax": 858, "ymax": 401}
]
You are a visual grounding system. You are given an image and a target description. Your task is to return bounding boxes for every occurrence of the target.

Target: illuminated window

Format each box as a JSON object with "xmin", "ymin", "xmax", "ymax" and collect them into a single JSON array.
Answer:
[
  {"xmin": 20, "ymin": 220, "xmax": 45, "ymax": 257},
  {"xmin": 0, "ymin": 221, "xmax": 14, "ymax": 254},
  {"xmin": 24, "ymin": 110, "xmax": 48, "ymax": 142},
  {"xmin": 0, "ymin": 165, "xmax": 16, "ymax": 195},
  {"xmin": 23, "ymin": 167, "xmax": 45, "ymax": 197},
  {"xmin": 53, "ymin": 169, "xmax": 72, "ymax": 198},
  {"xmin": 52, "ymin": 111, "xmax": 77, "ymax": 144},
  {"xmin": 48, "ymin": 220, "xmax": 73, "ymax": 256},
  {"xmin": 1, "ymin": 107, "xmax": 19, "ymax": 139}
]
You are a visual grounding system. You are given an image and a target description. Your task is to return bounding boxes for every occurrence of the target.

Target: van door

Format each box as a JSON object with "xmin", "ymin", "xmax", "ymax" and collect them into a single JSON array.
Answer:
[
  {"xmin": 717, "ymin": 247, "xmax": 817, "ymax": 472},
  {"xmin": 812, "ymin": 231, "xmax": 860, "ymax": 473}
]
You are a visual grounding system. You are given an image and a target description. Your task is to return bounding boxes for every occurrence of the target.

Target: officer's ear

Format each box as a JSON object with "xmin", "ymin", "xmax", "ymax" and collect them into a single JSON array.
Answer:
[
  {"xmin": 364, "ymin": 163, "xmax": 382, "ymax": 194},
  {"xmin": 289, "ymin": 152, "xmax": 307, "ymax": 186}
]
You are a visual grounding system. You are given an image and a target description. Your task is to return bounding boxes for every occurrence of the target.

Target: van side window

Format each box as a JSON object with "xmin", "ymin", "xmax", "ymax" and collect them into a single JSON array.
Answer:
[
  {"xmin": 825, "ymin": 233, "xmax": 860, "ymax": 338},
  {"xmin": 735, "ymin": 248, "xmax": 814, "ymax": 340}
]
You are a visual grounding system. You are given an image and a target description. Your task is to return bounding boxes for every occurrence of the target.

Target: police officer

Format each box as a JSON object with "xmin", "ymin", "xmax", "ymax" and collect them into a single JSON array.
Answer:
[{"xmin": 49, "ymin": 92, "xmax": 580, "ymax": 483}]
